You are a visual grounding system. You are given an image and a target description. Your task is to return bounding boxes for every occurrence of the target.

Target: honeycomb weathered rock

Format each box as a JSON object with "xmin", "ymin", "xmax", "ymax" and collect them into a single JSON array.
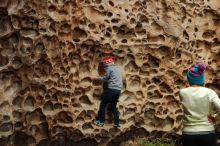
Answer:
[{"xmin": 0, "ymin": 0, "xmax": 220, "ymax": 145}]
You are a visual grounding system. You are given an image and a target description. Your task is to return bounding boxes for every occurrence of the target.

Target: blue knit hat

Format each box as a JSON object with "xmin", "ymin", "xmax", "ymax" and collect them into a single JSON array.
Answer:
[{"xmin": 187, "ymin": 63, "xmax": 207, "ymax": 85}]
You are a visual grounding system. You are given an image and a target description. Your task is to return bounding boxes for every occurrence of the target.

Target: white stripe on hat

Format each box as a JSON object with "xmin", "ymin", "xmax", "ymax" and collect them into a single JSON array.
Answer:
[{"xmin": 104, "ymin": 58, "xmax": 114, "ymax": 64}]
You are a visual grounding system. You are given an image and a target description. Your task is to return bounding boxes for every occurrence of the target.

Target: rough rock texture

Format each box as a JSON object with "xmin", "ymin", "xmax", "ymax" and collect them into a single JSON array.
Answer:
[{"xmin": 0, "ymin": 0, "xmax": 220, "ymax": 145}]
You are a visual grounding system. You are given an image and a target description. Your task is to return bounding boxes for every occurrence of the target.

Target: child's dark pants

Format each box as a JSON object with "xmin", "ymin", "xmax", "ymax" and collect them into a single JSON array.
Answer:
[{"xmin": 97, "ymin": 88, "xmax": 121, "ymax": 124}]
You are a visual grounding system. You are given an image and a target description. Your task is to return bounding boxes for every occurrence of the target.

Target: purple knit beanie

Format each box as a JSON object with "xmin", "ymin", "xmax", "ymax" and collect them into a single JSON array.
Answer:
[{"xmin": 187, "ymin": 63, "xmax": 207, "ymax": 85}]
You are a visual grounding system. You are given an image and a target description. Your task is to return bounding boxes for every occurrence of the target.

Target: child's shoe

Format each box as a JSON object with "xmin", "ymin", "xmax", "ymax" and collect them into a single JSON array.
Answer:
[
  {"xmin": 96, "ymin": 120, "xmax": 104, "ymax": 126},
  {"xmin": 114, "ymin": 123, "xmax": 121, "ymax": 128}
]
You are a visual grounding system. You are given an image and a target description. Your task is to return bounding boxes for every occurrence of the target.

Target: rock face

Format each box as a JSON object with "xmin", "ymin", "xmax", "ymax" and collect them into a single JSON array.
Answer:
[{"xmin": 0, "ymin": 0, "xmax": 219, "ymax": 145}]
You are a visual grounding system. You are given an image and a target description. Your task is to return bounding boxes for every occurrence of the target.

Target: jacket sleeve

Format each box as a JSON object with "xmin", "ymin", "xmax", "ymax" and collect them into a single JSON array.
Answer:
[
  {"xmin": 211, "ymin": 91, "xmax": 220, "ymax": 109},
  {"xmin": 210, "ymin": 90, "xmax": 220, "ymax": 121},
  {"xmin": 99, "ymin": 68, "xmax": 111, "ymax": 81}
]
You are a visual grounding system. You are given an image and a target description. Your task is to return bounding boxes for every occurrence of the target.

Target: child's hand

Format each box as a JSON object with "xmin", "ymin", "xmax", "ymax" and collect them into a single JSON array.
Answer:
[
  {"xmin": 92, "ymin": 77, "xmax": 102, "ymax": 86},
  {"xmin": 208, "ymin": 115, "xmax": 215, "ymax": 124}
]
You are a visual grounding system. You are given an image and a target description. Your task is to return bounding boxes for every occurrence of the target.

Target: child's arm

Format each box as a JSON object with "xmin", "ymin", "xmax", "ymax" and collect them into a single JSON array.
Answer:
[
  {"xmin": 99, "ymin": 68, "xmax": 111, "ymax": 81},
  {"xmin": 209, "ymin": 91, "xmax": 220, "ymax": 122}
]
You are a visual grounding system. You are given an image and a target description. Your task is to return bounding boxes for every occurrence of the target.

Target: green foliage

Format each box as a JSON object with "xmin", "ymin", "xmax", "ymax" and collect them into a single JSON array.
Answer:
[{"xmin": 141, "ymin": 138, "xmax": 175, "ymax": 146}]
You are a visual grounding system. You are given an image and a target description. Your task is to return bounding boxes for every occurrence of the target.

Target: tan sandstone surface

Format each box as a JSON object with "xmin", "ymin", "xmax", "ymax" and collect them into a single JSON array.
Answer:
[{"xmin": 0, "ymin": 0, "xmax": 220, "ymax": 145}]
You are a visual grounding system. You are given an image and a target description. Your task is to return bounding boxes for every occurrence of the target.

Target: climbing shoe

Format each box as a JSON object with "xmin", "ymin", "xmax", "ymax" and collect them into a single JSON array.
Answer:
[
  {"xmin": 114, "ymin": 123, "xmax": 121, "ymax": 128},
  {"xmin": 95, "ymin": 120, "xmax": 104, "ymax": 126}
]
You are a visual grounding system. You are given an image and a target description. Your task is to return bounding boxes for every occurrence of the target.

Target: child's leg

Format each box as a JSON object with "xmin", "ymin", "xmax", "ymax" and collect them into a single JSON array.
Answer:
[
  {"xmin": 110, "ymin": 90, "xmax": 120, "ymax": 125},
  {"xmin": 97, "ymin": 90, "xmax": 111, "ymax": 123},
  {"xmin": 97, "ymin": 98, "xmax": 108, "ymax": 123}
]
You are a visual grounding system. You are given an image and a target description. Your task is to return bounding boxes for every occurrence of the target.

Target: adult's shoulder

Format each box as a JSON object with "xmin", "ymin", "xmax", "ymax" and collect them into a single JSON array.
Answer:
[
  {"xmin": 204, "ymin": 87, "xmax": 219, "ymax": 97},
  {"xmin": 180, "ymin": 87, "xmax": 190, "ymax": 93},
  {"xmin": 201, "ymin": 87, "xmax": 216, "ymax": 93},
  {"xmin": 197, "ymin": 87, "xmax": 219, "ymax": 99},
  {"xmin": 179, "ymin": 88, "xmax": 189, "ymax": 98}
]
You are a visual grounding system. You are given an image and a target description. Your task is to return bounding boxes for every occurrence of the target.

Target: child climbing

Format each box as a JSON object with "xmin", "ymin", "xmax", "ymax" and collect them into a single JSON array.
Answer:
[
  {"xmin": 94, "ymin": 56, "xmax": 122, "ymax": 128},
  {"xmin": 180, "ymin": 62, "xmax": 220, "ymax": 146}
]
